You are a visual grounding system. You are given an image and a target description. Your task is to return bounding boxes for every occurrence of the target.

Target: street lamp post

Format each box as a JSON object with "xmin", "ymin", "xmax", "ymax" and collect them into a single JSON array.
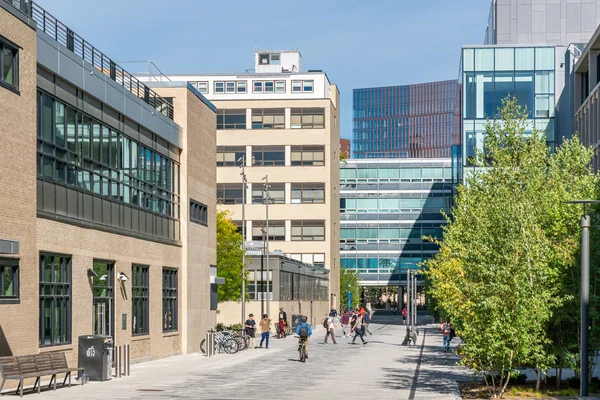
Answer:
[
  {"xmin": 565, "ymin": 200, "xmax": 600, "ymax": 397},
  {"xmin": 239, "ymin": 157, "xmax": 247, "ymax": 326},
  {"xmin": 262, "ymin": 175, "xmax": 271, "ymax": 317}
]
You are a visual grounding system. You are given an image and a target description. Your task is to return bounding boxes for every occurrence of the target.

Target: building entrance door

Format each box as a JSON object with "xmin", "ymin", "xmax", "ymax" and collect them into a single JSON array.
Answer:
[{"xmin": 92, "ymin": 261, "xmax": 114, "ymax": 337}]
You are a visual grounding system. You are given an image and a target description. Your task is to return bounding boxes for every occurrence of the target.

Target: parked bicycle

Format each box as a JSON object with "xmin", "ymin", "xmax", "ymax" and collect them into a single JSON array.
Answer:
[{"xmin": 200, "ymin": 330, "xmax": 250, "ymax": 354}]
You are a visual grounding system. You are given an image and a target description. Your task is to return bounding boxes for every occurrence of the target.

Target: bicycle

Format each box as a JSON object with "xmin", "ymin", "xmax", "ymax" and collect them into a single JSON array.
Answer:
[
  {"xmin": 200, "ymin": 330, "xmax": 240, "ymax": 354},
  {"xmin": 298, "ymin": 338, "xmax": 307, "ymax": 362}
]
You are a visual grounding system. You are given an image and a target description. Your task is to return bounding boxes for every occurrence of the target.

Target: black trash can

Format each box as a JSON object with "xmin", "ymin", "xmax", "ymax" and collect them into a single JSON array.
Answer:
[
  {"xmin": 290, "ymin": 314, "xmax": 305, "ymax": 329},
  {"xmin": 78, "ymin": 335, "xmax": 113, "ymax": 381}
]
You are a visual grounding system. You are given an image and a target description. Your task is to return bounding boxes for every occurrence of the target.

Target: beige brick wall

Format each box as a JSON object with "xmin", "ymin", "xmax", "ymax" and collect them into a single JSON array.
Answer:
[{"xmin": 0, "ymin": 6, "xmax": 38, "ymax": 358}]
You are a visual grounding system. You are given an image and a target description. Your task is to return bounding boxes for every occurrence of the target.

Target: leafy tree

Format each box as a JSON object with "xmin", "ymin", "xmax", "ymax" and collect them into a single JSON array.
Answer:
[
  {"xmin": 425, "ymin": 96, "xmax": 599, "ymax": 397},
  {"xmin": 340, "ymin": 267, "xmax": 361, "ymax": 310},
  {"xmin": 216, "ymin": 209, "xmax": 247, "ymax": 302}
]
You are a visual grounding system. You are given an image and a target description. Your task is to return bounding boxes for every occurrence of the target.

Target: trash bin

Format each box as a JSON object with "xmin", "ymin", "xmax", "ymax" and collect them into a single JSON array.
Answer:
[
  {"xmin": 78, "ymin": 335, "xmax": 113, "ymax": 381},
  {"xmin": 291, "ymin": 314, "xmax": 305, "ymax": 329}
]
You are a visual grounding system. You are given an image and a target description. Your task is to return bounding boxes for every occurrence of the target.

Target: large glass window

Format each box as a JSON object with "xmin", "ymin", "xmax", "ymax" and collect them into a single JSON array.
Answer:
[
  {"xmin": 291, "ymin": 145, "xmax": 325, "ymax": 166},
  {"xmin": 217, "ymin": 109, "xmax": 246, "ymax": 130},
  {"xmin": 291, "ymin": 220, "xmax": 325, "ymax": 241},
  {"xmin": 252, "ymin": 183, "xmax": 285, "ymax": 204},
  {"xmin": 252, "ymin": 108, "xmax": 285, "ymax": 129},
  {"xmin": 515, "ymin": 48, "xmax": 534, "ymax": 70},
  {"xmin": 252, "ymin": 220, "xmax": 285, "ymax": 241},
  {"xmin": 514, "ymin": 72, "xmax": 534, "ymax": 117},
  {"xmin": 39, "ymin": 254, "xmax": 71, "ymax": 346},
  {"xmin": 163, "ymin": 268, "xmax": 178, "ymax": 332},
  {"xmin": 217, "ymin": 183, "xmax": 244, "ymax": 204},
  {"xmin": 291, "ymin": 183, "xmax": 324, "ymax": 204},
  {"xmin": 132, "ymin": 265, "xmax": 149, "ymax": 336},
  {"xmin": 216, "ymin": 146, "xmax": 246, "ymax": 167},
  {"xmin": 0, "ymin": 259, "xmax": 19, "ymax": 301},
  {"xmin": 252, "ymin": 146, "xmax": 285, "ymax": 166},
  {"xmin": 0, "ymin": 40, "xmax": 18, "ymax": 90},
  {"xmin": 92, "ymin": 260, "xmax": 113, "ymax": 337},
  {"xmin": 291, "ymin": 108, "xmax": 325, "ymax": 129}
]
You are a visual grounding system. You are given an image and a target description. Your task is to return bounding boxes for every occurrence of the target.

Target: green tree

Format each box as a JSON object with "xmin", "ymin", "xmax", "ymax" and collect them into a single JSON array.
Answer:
[
  {"xmin": 216, "ymin": 209, "xmax": 247, "ymax": 302},
  {"xmin": 425, "ymin": 96, "xmax": 599, "ymax": 397},
  {"xmin": 340, "ymin": 267, "xmax": 361, "ymax": 310}
]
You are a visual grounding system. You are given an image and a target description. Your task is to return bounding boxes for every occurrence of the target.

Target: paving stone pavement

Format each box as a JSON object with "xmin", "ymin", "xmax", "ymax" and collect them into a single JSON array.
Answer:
[{"xmin": 24, "ymin": 316, "xmax": 468, "ymax": 399}]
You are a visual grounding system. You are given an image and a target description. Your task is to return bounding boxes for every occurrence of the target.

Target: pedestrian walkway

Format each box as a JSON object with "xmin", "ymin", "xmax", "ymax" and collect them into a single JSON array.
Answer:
[{"xmin": 27, "ymin": 315, "xmax": 468, "ymax": 399}]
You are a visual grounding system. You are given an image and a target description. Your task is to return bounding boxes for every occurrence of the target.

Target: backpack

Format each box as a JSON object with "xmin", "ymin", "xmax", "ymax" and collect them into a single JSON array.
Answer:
[
  {"xmin": 298, "ymin": 324, "xmax": 309, "ymax": 338},
  {"xmin": 322, "ymin": 318, "xmax": 329, "ymax": 330}
]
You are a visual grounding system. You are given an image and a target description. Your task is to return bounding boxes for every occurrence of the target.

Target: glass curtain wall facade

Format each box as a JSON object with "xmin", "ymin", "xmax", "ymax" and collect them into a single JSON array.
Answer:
[
  {"xmin": 340, "ymin": 159, "xmax": 453, "ymax": 285},
  {"xmin": 462, "ymin": 46, "xmax": 556, "ymax": 166},
  {"xmin": 353, "ymin": 80, "xmax": 460, "ymax": 159}
]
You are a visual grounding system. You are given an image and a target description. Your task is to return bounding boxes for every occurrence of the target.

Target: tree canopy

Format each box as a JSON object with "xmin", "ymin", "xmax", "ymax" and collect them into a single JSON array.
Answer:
[{"xmin": 216, "ymin": 209, "xmax": 247, "ymax": 302}]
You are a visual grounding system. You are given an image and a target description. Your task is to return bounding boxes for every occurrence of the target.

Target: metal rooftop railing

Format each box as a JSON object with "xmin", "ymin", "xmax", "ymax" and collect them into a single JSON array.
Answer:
[{"xmin": 9, "ymin": 1, "xmax": 174, "ymax": 120}]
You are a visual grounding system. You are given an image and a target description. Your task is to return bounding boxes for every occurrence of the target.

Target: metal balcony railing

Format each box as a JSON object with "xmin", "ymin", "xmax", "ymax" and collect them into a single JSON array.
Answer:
[{"xmin": 27, "ymin": 1, "xmax": 173, "ymax": 120}]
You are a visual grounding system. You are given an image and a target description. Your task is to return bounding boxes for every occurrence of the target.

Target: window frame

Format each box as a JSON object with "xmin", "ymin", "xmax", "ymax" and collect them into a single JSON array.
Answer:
[
  {"xmin": 237, "ymin": 80, "xmax": 247, "ymax": 93},
  {"xmin": 251, "ymin": 220, "xmax": 286, "ymax": 241},
  {"xmin": 251, "ymin": 108, "xmax": 285, "ymax": 129},
  {"xmin": 252, "ymin": 182, "xmax": 285, "ymax": 204},
  {"xmin": 217, "ymin": 183, "xmax": 244, "ymax": 204},
  {"xmin": 291, "ymin": 80, "xmax": 314, "ymax": 93},
  {"xmin": 291, "ymin": 182, "xmax": 325, "ymax": 204},
  {"xmin": 39, "ymin": 253, "xmax": 72, "ymax": 347},
  {"xmin": 291, "ymin": 220, "xmax": 326, "ymax": 241},
  {"xmin": 0, "ymin": 258, "xmax": 19, "ymax": 303},
  {"xmin": 196, "ymin": 81, "xmax": 208, "ymax": 94},
  {"xmin": 214, "ymin": 81, "xmax": 224, "ymax": 93},
  {"xmin": 216, "ymin": 109, "xmax": 246, "ymax": 130},
  {"xmin": 162, "ymin": 268, "xmax": 178, "ymax": 333},
  {"xmin": 251, "ymin": 146, "xmax": 285, "ymax": 167},
  {"xmin": 190, "ymin": 199, "xmax": 208, "ymax": 226},
  {"xmin": 225, "ymin": 81, "xmax": 236, "ymax": 93},
  {"xmin": 216, "ymin": 146, "xmax": 246, "ymax": 167},
  {"xmin": 290, "ymin": 108, "xmax": 325, "ymax": 129},
  {"xmin": 291, "ymin": 145, "xmax": 325, "ymax": 166},
  {"xmin": 0, "ymin": 38, "xmax": 19, "ymax": 93},
  {"xmin": 132, "ymin": 264, "xmax": 149, "ymax": 336}
]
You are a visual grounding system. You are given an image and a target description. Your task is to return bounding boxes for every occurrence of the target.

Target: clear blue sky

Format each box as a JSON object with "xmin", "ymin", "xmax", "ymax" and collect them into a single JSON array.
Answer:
[{"xmin": 35, "ymin": 0, "xmax": 490, "ymax": 140}]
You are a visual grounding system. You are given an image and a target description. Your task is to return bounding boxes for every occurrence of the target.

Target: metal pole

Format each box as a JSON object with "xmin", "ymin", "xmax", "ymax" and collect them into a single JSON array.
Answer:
[
  {"xmin": 413, "ymin": 274, "xmax": 417, "ymax": 327},
  {"xmin": 581, "ymin": 213, "xmax": 590, "ymax": 397},
  {"xmin": 261, "ymin": 241, "xmax": 265, "ymax": 317},
  {"xmin": 240, "ymin": 157, "xmax": 247, "ymax": 325},
  {"xmin": 263, "ymin": 175, "xmax": 270, "ymax": 317}
]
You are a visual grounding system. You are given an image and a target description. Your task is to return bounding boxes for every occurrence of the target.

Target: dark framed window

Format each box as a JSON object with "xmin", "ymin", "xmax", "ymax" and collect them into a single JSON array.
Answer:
[
  {"xmin": 252, "ymin": 182, "xmax": 285, "ymax": 204},
  {"xmin": 163, "ymin": 268, "xmax": 178, "ymax": 332},
  {"xmin": 216, "ymin": 146, "xmax": 246, "ymax": 167},
  {"xmin": 92, "ymin": 260, "xmax": 114, "ymax": 336},
  {"xmin": 190, "ymin": 199, "xmax": 208, "ymax": 226},
  {"xmin": 291, "ymin": 220, "xmax": 325, "ymax": 241},
  {"xmin": 252, "ymin": 220, "xmax": 285, "ymax": 241},
  {"xmin": 39, "ymin": 254, "xmax": 71, "ymax": 346},
  {"xmin": 217, "ymin": 183, "xmax": 244, "ymax": 204},
  {"xmin": 0, "ymin": 259, "xmax": 19, "ymax": 302},
  {"xmin": 291, "ymin": 145, "xmax": 325, "ymax": 166},
  {"xmin": 251, "ymin": 109, "xmax": 285, "ymax": 129},
  {"xmin": 217, "ymin": 109, "xmax": 246, "ymax": 130},
  {"xmin": 251, "ymin": 146, "xmax": 285, "ymax": 166},
  {"xmin": 0, "ymin": 39, "xmax": 19, "ymax": 92},
  {"xmin": 132, "ymin": 265, "xmax": 149, "ymax": 336},
  {"xmin": 210, "ymin": 283, "xmax": 218, "ymax": 311},
  {"xmin": 291, "ymin": 108, "xmax": 325, "ymax": 129},
  {"xmin": 291, "ymin": 183, "xmax": 325, "ymax": 204}
]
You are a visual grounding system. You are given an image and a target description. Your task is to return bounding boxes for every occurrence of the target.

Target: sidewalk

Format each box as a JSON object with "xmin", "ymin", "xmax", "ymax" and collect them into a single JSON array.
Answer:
[{"xmin": 24, "ymin": 318, "xmax": 468, "ymax": 399}]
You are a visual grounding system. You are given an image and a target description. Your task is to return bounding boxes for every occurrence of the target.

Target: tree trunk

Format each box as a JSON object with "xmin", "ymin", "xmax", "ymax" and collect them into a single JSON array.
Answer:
[{"xmin": 536, "ymin": 367, "xmax": 541, "ymax": 391}]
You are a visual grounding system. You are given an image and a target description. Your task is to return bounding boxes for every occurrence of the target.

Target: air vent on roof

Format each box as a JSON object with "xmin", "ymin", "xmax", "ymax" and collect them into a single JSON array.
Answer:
[{"xmin": 308, "ymin": 69, "xmax": 322, "ymax": 72}]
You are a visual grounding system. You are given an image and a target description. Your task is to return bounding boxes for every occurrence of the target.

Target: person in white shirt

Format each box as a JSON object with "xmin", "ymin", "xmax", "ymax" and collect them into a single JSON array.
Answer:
[{"xmin": 324, "ymin": 312, "xmax": 337, "ymax": 344}]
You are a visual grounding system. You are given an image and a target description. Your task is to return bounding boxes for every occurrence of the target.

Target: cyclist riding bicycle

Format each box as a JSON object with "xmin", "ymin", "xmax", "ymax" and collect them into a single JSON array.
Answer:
[{"xmin": 296, "ymin": 316, "xmax": 312, "ymax": 358}]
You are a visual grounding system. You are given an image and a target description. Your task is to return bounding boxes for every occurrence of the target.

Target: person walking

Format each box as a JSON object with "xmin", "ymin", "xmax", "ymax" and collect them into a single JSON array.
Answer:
[
  {"xmin": 259, "ymin": 314, "xmax": 271, "ymax": 349},
  {"xmin": 340, "ymin": 310, "xmax": 350, "ymax": 337},
  {"xmin": 245, "ymin": 314, "xmax": 257, "ymax": 349},
  {"xmin": 351, "ymin": 310, "xmax": 367, "ymax": 345},
  {"xmin": 364, "ymin": 309, "xmax": 373, "ymax": 336},
  {"xmin": 402, "ymin": 306, "xmax": 407, "ymax": 325},
  {"xmin": 324, "ymin": 312, "xmax": 337, "ymax": 344},
  {"xmin": 441, "ymin": 317, "xmax": 454, "ymax": 352},
  {"xmin": 278, "ymin": 307, "xmax": 288, "ymax": 338}
]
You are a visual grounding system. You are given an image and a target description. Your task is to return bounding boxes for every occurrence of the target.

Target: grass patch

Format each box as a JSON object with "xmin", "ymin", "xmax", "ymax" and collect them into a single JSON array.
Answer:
[{"xmin": 459, "ymin": 381, "xmax": 586, "ymax": 399}]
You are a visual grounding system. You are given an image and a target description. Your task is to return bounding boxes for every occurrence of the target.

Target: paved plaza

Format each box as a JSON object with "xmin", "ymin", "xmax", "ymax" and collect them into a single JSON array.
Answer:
[{"xmin": 25, "ymin": 315, "xmax": 467, "ymax": 399}]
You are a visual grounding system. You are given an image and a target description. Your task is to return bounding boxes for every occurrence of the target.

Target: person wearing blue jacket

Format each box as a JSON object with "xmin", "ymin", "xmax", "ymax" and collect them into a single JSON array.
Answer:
[{"xmin": 295, "ymin": 316, "xmax": 312, "ymax": 358}]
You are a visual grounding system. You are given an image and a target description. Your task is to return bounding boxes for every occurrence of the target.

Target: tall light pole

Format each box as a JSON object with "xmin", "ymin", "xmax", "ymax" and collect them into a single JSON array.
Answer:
[
  {"xmin": 238, "ymin": 156, "xmax": 247, "ymax": 326},
  {"xmin": 262, "ymin": 175, "xmax": 271, "ymax": 316},
  {"xmin": 565, "ymin": 200, "xmax": 600, "ymax": 398}
]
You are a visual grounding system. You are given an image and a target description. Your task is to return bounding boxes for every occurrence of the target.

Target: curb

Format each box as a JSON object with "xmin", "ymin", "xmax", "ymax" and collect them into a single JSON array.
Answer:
[{"xmin": 451, "ymin": 380, "xmax": 463, "ymax": 399}]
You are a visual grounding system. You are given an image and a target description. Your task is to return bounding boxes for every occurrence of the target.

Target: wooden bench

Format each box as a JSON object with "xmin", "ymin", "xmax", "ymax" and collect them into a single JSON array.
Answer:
[{"xmin": 0, "ymin": 353, "xmax": 84, "ymax": 397}]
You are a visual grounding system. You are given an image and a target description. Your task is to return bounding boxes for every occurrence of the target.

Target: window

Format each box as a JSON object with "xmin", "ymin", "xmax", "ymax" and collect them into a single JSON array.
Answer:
[
  {"xmin": 0, "ymin": 40, "xmax": 18, "ymax": 91},
  {"xmin": 275, "ymin": 81, "xmax": 285, "ymax": 93},
  {"xmin": 252, "ymin": 146, "xmax": 285, "ymax": 166},
  {"xmin": 270, "ymin": 54, "xmax": 281, "ymax": 65},
  {"xmin": 291, "ymin": 80, "xmax": 313, "ymax": 93},
  {"xmin": 288, "ymin": 253, "xmax": 325, "ymax": 268},
  {"xmin": 163, "ymin": 268, "xmax": 178, "ymax": 332},
  {"xmin": 215, "ymin": 81, "xmax": 224, "ymax": 93},
  {"xmin": 259, "ymin": 53, "xmax": 280, "ymax": 65},
  {"xmin": 253, "ymin": 81, "xmax": 263, "ymax": 93},
  {"xmin": 253, "ymin": 81, "xmax": 285, "ymax": 93},
  {"xmin": 0, "ymin": 259, "xmax": 19, "ymax": 301},
  {"xmin": 39, "ymin": 254, "xmax": 71, "ymax": 346},
  {"xmin": 251, "ymin": 109, "xmax": 285, "ymax": 129},
  {"xmin": 265, "ymin": 81, "xmax": 274, "ymax": 92},
  {"xmin": 252, "ymin": 220, "xmax": 285, "ymax": 241},
  {"xmin": 291, "ymin": 145, "xmax": 325, "ymax": 166},
  {"xmin": 291, "ymin": 183, "xmax": 325, "ymax": 204},
  {"xmin": 252, "ymin": 183, "xmax": 285, "ymax": 204},
  {"xmin": 226, "ymin": 81, "xmax": 235, "ymax": 93},
  {"xmin": 197, "ymin": 81, "xmax": 208, "ymax": 94},
  {"xmin": 92, "ymin": 260, "xmax": 113, "ymax": 336},
  {"xmin": 216, "ymin": 146, "xmax": 246, "ymax": 167},
  {"xmin": 217, "ymin": 109, "xmax": 246, "ymax": 130},
  {"xmin": 217, "ymin": 183, "xmax": 244, "ymax": 204},
  {"xmin": 190, "ymin": 199, "xmax": 208, "ymax": 226},
  {"xmin": 291, "ymin": 220, "xmax": 325, "ymax": 241},
  {"xmin": 237, "ymin": 81, "xmax": 246, "ymax": 93},
  {"xmin": 291, "ymin": 108, "xmax": 325, "ymax": 129},
  {"xmin": 132, "ymin": 265, "xmax": 149, "ymax": 336}
]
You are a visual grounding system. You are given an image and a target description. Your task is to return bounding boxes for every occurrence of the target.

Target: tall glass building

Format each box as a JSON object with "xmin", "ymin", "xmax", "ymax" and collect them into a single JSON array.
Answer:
[
  {"xmin": 340, "ymin": 159, "xmax": 453, "ymax": 286},
  {"xmin": 460, "ymin": 45, "xmax": 567, "ymax": 179},
  {"xmin": 353, "ymin": 80, "xmax": 461, "ymax": 159}
]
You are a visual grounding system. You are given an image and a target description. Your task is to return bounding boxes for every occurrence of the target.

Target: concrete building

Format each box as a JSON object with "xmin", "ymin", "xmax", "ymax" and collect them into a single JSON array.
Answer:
[
  {"xmin": 340, "ymin": 159, "xmax": 453, "ymax": 287},
  {"xmin": 485, "ymin": 0, "xmax": 600, "ymax": 46},
  {"xmin": 138, "ymin": 50, "xmax": 341, "ymax": 316},
  {"xmin": 353, "ymin": 80, "xmax": 461, "ymax": 159},
  {"xmin": 574, "ymin": 24, "xmax": 600, "ymax": 171},
  {"xmin": 0, "ymin": 0, "xmax": 217, "ymax": 376}
]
